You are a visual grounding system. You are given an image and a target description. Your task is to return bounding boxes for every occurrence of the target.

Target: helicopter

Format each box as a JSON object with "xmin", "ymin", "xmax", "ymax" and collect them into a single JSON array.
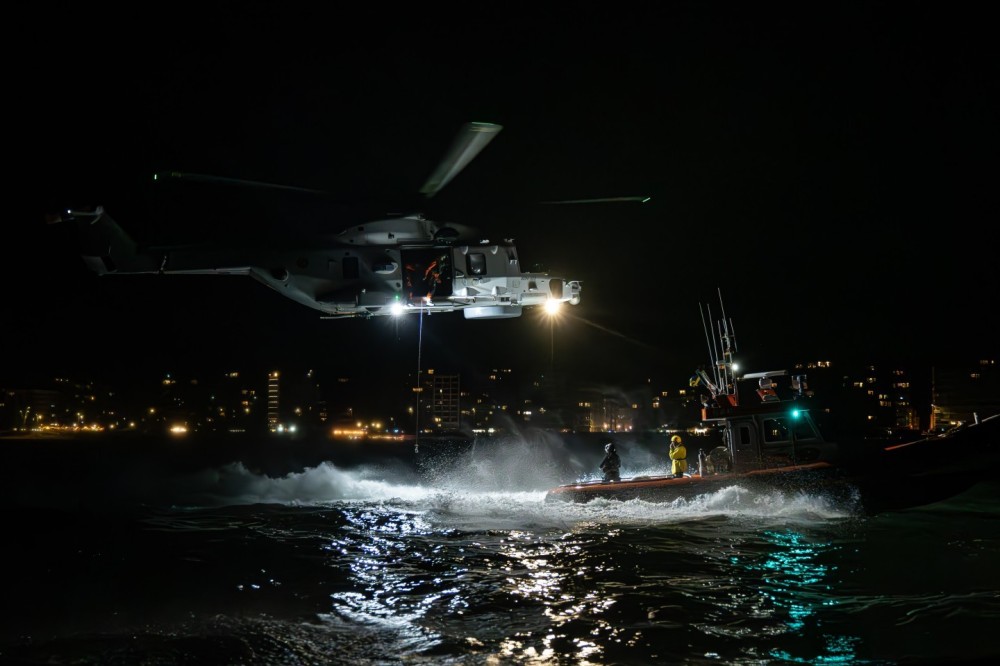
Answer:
[{"xmin": 56, "ymin": 122, "xmax": 642, "ymax": 320}]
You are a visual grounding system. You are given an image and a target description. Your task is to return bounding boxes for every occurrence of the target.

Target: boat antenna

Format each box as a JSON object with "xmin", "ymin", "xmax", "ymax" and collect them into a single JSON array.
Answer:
[
  {"xmin": 715, "ymin": 319, "xmax": 728, "ymax": 390},
  {"xmin": 700, "ymin": 302, "xmax": 719, "ymax": 391},
  {"xmin": 696, "ymin": 302, "xmax": 721, "ymax": 394},
  {"xmin": 700, "ymin": 303, "xmax": 713, "ymax": 370},
  {"xmin": 714, "ymin": 289, "xmax": 739, "ymax": 404},
  {"xmin": 717, "ymin": 287, "xmax": 738, "ymax": 359}
]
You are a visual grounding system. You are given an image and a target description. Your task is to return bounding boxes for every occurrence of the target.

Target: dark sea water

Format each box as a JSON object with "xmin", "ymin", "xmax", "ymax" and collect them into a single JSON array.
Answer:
[{"xmin": 2, "ymin": 433, "xmax": 998, "ymax": 665}]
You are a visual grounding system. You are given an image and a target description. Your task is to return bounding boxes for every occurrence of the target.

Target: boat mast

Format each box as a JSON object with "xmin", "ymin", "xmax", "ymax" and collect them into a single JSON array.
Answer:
[
  {"xmin": 700, "ymin": 289, "xmax": 739, "ymax": 405},
  {"xmin": 700, "ymin": 303, "xmax": 717, "ymax": 385}
]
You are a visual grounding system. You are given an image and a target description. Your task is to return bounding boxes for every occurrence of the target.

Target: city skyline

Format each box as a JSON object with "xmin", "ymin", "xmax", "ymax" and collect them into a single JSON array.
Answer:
[{"xmin": 5, "ymin": 353, "xmax": 995, "ymax": 439}]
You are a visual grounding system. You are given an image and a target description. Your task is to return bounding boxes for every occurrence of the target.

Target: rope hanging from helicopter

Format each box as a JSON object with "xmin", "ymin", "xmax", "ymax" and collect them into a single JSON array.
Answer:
[{"xmin": 414, "ymin": 307, "xmax": 424, "ymax": 453}]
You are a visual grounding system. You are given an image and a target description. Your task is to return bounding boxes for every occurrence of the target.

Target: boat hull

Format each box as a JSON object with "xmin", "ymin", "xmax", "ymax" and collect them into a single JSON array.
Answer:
[{"xmin": 544, "ymin": 462, "xmax": 854, "ymax": 505}]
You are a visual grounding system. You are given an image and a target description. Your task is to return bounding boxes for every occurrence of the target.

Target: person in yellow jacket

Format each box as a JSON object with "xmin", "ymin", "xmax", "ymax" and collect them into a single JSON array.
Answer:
[{"xmin": 669, "ymin": 435, "xmax": 687, "ymax": 478}]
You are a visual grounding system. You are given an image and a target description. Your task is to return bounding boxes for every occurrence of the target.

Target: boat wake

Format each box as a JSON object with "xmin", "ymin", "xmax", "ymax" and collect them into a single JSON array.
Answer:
[{"xmin": 158, "ymin": 456, "xmax": 861, "ymax": 530}]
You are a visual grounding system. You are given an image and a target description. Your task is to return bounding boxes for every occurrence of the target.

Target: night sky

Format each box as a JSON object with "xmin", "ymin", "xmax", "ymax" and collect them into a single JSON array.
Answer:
[{"xmin": 9, "ymin": 3, "xmax": 997, "ymax": 390}]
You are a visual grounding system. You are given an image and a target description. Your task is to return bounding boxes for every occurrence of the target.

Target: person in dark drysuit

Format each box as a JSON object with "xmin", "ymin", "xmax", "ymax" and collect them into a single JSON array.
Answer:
[{"xmin": 600, "ymin": 440, "xmax": 621, "ymax": 483}]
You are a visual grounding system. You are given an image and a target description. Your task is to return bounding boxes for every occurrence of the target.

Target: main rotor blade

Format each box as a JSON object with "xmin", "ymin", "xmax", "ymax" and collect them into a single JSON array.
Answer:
[
  {"xmin": 419, "ymin": 122, "xmax": 503, "ymax": 198},
  {"xmin": 154, "ymin": 171, "xmax": 328, "ymax": 195},
  {"xmin": 539, "ymin": 196, "xmax": 651, "ymax": 204}
]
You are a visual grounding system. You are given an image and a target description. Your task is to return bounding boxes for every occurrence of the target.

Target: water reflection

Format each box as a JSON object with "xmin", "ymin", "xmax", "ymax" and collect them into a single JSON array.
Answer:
[
  {"xmin": 306, "ymin": 490, "xmax": 895, "ymax": 664},
  {"xmin": 499, "ymin": 529, "xmax": 609, "ymax": 663},
  {"xmin": 736, "ymin": 527, "xmax": 862, "ymax": 664}
]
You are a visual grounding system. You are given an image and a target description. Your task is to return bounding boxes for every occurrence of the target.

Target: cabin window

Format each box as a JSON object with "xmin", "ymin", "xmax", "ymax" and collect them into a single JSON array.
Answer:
[
  {"xmin": 791, "ymin": 419, "xmax": 817, "ymax": 441},
  {"xmin": 467, "ymin": 253, "xmax": 487, "ymax": 275},
  {"xmin": 343, "ymin": 256, "xmax": 359, "ymax": 279},
  {"xmin": 763, "ymin": 418, "xmax": 790, "ymax": 443},
  {"xmin": 402, "ymin": 249, "xmax": 453, "ymax": 302}
]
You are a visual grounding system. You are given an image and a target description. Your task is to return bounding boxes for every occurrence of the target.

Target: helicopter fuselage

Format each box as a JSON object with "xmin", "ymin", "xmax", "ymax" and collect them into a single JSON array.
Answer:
[{"xmin": 70, "ymin": 208, "xmax": 581, "ymax": 320}]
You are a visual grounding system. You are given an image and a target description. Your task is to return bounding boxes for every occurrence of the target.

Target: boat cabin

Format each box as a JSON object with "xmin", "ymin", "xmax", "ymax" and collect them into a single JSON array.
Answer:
[{"xmin": 700, "ymin": 371, "xmax": 837, "ymax": 473}]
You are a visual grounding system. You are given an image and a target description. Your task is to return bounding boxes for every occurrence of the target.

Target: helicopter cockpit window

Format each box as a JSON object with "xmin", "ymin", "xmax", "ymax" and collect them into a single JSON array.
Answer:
[{"xmin": 467, "ymin": 253, "xmax": 486, "ymax": 276}]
